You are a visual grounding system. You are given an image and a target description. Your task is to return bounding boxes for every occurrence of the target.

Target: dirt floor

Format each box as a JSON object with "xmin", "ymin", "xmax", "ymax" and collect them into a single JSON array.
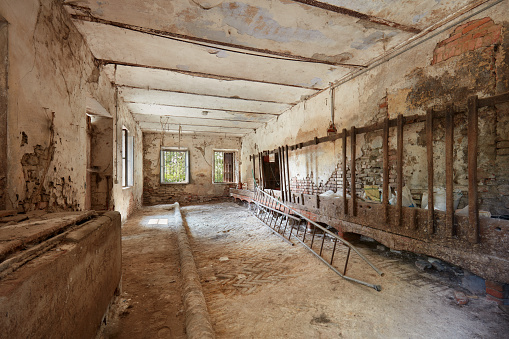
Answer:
[{"xmin": 103, "ymin": 201, "xmax": 509, "ymax": 338}]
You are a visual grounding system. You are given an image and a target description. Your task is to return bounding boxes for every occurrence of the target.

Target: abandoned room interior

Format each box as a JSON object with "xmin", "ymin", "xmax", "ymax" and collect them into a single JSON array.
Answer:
[{"xmin": 1, "ymin": 0, "xmax": 509, "ymax": 337}]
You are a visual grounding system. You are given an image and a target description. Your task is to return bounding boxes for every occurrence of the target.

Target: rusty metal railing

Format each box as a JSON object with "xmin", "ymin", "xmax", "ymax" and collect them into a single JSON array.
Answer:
[{"xmin": 253, "ymin": 187, "xmax": 383, "ymax": 291}]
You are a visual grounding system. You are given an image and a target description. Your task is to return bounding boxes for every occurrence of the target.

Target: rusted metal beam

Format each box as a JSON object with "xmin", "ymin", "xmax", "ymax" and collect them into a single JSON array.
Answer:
[
  {"xmin": 101, "ymin": 60, "xmax": 319, "ymax": 90},
  {"xmin": 252, "ymin": 154, "xmax": 256, "ymax": 188},
  {"xmin": 68, "ymin": 6, "xmax": 366, "ymax": 68},
  {"xmin": 351, "ymin": 126, "xmax": 357, "ymax": 216},
  {"xmin": 119, "ymin": 85, "xmax": 294, "ymax": 105},
  {"xmin": 426, "ymin": 108, "xmax": 435, "ymax": 235},
  {"xmin": 445, "ymin": 105, "xmax": 455, "ymax": 236},
  {"xmin": 288, "ymin": 0, "xmax": 421, "ymax": 34},
  {"xmin": 280, "ymin": 146, "xmax": 285, "ymax": 201},
  {"xmin": 478, "ymin": 91, "xmax": 509, "ymax": 107},
  {"xmin": 382, "ymin": 118, "xmax": 389, "ymax": 223},
  {"xmin": 278, "ymin": 147, "xmax": 283, "ymax": 202},
  {"xmin": 286, "ymin": 145, "xmax": 292, "ymax": 203},
  {"xmin": 258, "ymin": 152, "xmax": 263, "ymax": 190},
  {"xmin": 342, "ymin": 129, "xmax": 347, "ymax": 216},
  {"xmin": 396, "ymin": 114, "xmax": 404, "ymax": 226},
  {"xmin": 467, "ymin": 96, "xmax": 479, "ymax": 243}
]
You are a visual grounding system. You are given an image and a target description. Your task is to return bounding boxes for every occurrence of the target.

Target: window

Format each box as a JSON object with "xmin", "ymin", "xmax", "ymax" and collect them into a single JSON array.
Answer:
[
  {"xmin": 214, "ymin": 151, "xmax": 237, "ymax": 183},
  {"xmin": 161, "ymin": 149, "xmax": 189, "ymax": 184},
  {"xmin": 122, "ymin": 127, "xmax": 134, "ymax": 187}
]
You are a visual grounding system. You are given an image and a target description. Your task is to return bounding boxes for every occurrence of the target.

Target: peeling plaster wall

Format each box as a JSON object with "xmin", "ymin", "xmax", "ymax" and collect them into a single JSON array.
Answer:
[
  {"xmin": 0, "ymin": 0, "xmax": 142, "ymax": 218},
  {"xmin": 0, "ymin": 18, "xmax": 7, "ymax": 210},
  {"xmin": 143, "ymin": 132, "xmax": 241, "ymax": 205},
  {"xmin": 241, "ymin": 3, "xmax": 509, "ymax": 215}
]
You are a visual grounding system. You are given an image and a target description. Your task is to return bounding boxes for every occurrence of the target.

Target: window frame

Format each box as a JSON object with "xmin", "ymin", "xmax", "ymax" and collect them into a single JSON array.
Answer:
[
  {"xmin": 160, "ymin": 147, "xmax": 190, "ymax": 184},
  {"xmin": 121, "ymin": 127, "xmax": 134, "ymax": 188},
  {"xmin": 213, "ymin": 149, "xmax": 238, "ymax": 184}
]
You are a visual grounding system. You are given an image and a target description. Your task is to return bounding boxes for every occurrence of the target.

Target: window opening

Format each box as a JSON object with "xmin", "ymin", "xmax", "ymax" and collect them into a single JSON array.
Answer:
[
  {"xmin": 161, "ymin": 149, "xmax": 189, "ymax": 184},
  {"xmin": 122, "ymin": 127, "xmax": 134, "ymax": 187},
  {"xmin": 214, "ymin": 151, "xmax": 236, "ymax": 183}
]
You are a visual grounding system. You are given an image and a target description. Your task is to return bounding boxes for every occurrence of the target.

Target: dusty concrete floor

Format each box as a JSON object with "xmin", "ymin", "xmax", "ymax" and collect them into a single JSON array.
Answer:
[
  {"xmin": 105, "ymin": 201, "xmax": 508, "ymax": 338},
  {"xmin": 102, "ymin": 205, "xmax": 186, "ymax": 339}
]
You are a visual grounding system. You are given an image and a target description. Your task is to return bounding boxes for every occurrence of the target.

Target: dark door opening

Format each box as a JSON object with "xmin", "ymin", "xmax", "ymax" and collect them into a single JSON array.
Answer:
[{"xmin": 262, "ymin": 153, "xmax": 280, "ymax": 189}]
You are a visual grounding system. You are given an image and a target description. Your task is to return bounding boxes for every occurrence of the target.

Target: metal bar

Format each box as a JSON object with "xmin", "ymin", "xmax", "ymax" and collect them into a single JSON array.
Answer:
[
  {"xmin": 282, "ymin": 215, "xmax": 290, "ymax": 236},
  {"xmin": 467, "ymin": 95, "xmax": 479, "ymax": 243},
  {"xmin": 330, "ymin": 238, "xmax": 338, "ymax": 265},
  {"xmin": 445, "ymin": 105, "xmax": 455, "ymax": 236},
  {"xmin": 478, "ymin": 91, "xmax": 509, "ymax": 107},
  {"xmin": 302, "ymin": 221, "xmax": 309, "ymax": 242},
  {"xmin": 396, "ymin": 114, "xmax": 404, "ymax": 226},
  {"xmin": 261, "ymin": 220, "xmax": 295, "ymax": 246},
  {"xmin": 426, "ymin": 109, "xmax": 435, "ymax": 234},
  {"xmin": 319, "ymin": 232, "xmax": 326, "ymax": 256},
  {"xmin": 286, "ymin": 145, "xmax": 291, "ymax": 202},
  {"xmin": 255, "ymin": 202, "xmax": 300, "ymax": 221},
  {"xmin": 278, "ymin": 147, "xmax": 283, "ymax": 202},
  {"xmin": 344, "ymin": 247, "xmax": 351, "ymax": 275},
  {"xmin": 288, "ymin": 218, "xmax": 295, "ymax": 240},
  {"xmin": 342, "ymin": 129, "xmax": 347, "ymax": 215},
  {"xmin": 281, "ymin": 146, "xmax": 287, "ymax": 202},
  {"xmin": 310, "ymin": 224, "xmax": 317, "ymax": 249},
  {"xmin": 383, "ymin": 118, "xmax": 389, "ymax": 223},
  {"xmin": 292, "ymin": 236, "xmax": 381, "ymax": 291},
  {"xmin": 351, "ymin": 126, "xmax": 357, "ymax": 216}
]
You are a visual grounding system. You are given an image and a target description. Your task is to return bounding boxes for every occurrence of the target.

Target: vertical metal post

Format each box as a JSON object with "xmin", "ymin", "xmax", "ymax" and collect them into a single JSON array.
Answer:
[
  {"xmin": 278, "ymin": 147, "xmax": 284, "ymax": 202},
  {"xmin": 283, "ymin": 146, "xmax": 288, "ymax": 202},
  {"xmin": 382, "ymin": 118, "xmax": 389, "ymax": 223},
  {"xmin": 445, "ymin": 105, "xmax": 455, "ymax": 236},
  {"xmin": 342, "ymin": 129, "xmax": 347, "ymax": 216},
  {"xmin": 351, "ymin": 126, "xmax": 357, "ymax": 216},
  {"xmin": 285, "ymin": 145, "xmax": 291, "ymax": 203},
  {"xmin": 467, "ymin": 96, "xmax": 479, "ymax": 243},
  {"xmin": 426, "ymin": 109, "xmax": 435, "ymax": 234},
  {"xmin": 396, "ymin": 114, "xmax": 404, "ymax": 226}
]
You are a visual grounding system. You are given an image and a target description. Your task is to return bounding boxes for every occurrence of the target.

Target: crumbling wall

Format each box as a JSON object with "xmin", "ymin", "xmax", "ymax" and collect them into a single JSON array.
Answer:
[
  {"xmin": 242, "ymin": 4, "xmax": 509, "ymax": 216},
  {"xmin": 0, "ymin": 18, "xmax": 8, "ymax": 210},
  {"xmin": 143, "ymin": 132, "xmax": 241, "ymax": 205},
  {"xmin": 0, "ymin": 0, "xmax": 143, "ymax": 217}
]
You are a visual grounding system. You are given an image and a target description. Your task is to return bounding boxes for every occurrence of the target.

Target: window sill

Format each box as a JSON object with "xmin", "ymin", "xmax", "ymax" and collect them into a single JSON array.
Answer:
[
  {"xmin": 122, "ymin": 186, "xmax": 133, "ymax": 190},
  {"xmin": 161, "ymin": 182, "xmax": 189, "ymax": 185}
]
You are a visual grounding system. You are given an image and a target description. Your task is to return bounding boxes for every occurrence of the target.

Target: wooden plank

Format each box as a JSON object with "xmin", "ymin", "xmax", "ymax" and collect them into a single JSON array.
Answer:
[
  {"xmin": 426, "ymin": 109, "xmax": 435, "ymax": 234},
  {"xmin": 445, "ymin": 105, "xmax": 455, "ymax": 236},
  {"xmin": 396, "ymin": 114, "xmax": 403, "ymax": 226},
  {"xmin": 467, "ymin": 96, "xmax": 479, "ymax": 243},
  {"xmin": 382, "ymin": 118, "xmax": 389, "ymax": 223},
  {"xmin": 351, "ymin": 126, "xmax": 357, "ymax": 216},
  {"xmin": 286, "ymin": 145, "xmax": 291, "ymax": 203},
  {"xmin": 342, "ymin": 129, "xmax": 347, "ymax": 216}
]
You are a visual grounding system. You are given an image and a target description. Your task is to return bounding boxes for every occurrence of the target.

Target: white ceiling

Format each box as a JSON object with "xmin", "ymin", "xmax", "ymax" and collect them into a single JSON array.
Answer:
[{"xmin": 64, "ymin": 0, "xmax": 476, "ymax": 136}]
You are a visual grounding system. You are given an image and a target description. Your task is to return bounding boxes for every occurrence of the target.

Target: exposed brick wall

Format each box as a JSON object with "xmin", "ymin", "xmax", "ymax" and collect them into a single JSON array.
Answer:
[{"xmin": 432, "ymin": 17, "xmax": 502, "ymax": 65}]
